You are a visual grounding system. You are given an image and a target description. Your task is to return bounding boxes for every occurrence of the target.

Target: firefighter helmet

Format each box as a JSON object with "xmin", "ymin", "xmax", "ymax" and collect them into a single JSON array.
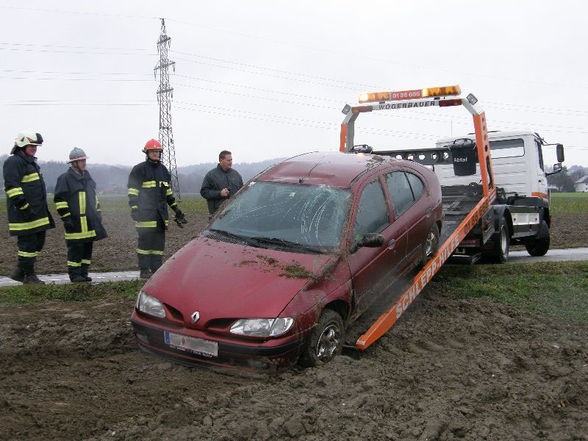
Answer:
[
  {"xmin": 14, "ymin": 131, "xmax": 43, "ymax": 148},
  {"xmin": 68, "ymin": 147, "xmax": 88, "ymax": 163},
  {"xmin": 142, "ymin": 139, "xmax": 162, "ymax": 153}
]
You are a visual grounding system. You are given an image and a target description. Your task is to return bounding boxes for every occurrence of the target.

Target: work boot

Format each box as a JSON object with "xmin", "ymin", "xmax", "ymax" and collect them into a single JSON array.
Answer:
[
  {"xmin": 81, "ymin": 266, "xmax": 92, "ymax": 282},
  {"xmin": 139, "ymin": 268, "xmax": 151, "ymax": 279},
  {"xmin": 70, "ymin": 274, "xmax": 89, "ymax": 283},
  {"xmin": 9, "ymin": 266, "xmax": 25, "ymax": 283},
  {"xmin": 23, "ymin": 272, "xmax": 45, "ymax": 285}
]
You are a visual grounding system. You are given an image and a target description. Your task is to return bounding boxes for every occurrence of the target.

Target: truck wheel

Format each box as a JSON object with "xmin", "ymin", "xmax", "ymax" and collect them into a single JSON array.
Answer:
[
  {"xmin": 525, "ymin": 220, "xmax": 550, "ymax": 256},
  {"xmin": 299, "ymin": 309, "xmax": 344, "ymax": 367},
  {"xmin": 487, "ymin": 219, "xmax": 510, "ymax": 264},
  {"xmin": 421, "ymin": 223, "xmax": 440, "ymax": 265}
]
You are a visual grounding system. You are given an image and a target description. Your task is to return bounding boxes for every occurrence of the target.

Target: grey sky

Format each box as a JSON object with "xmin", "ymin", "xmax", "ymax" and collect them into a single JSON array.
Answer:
[{"xmin": 1, "ymin": 0, "xmax": 587, "ymax": 167}]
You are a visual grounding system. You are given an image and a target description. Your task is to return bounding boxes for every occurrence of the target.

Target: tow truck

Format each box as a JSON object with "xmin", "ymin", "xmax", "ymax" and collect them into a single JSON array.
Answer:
[{"xmin": 339, "ymin": 85, "xmax": 565, "ymax": 350}]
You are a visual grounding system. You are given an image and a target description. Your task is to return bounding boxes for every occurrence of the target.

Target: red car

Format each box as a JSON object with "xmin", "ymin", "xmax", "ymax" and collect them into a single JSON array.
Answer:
[{"xmin": 131, "ymin": 151, "xmax": 443, "ymax": 370}]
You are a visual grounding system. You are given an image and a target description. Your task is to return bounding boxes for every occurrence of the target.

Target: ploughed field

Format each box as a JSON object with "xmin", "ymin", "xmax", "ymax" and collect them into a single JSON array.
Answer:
[{"xmin": 0, "ymin": 195, "xmax": 586, "ymax": 441}]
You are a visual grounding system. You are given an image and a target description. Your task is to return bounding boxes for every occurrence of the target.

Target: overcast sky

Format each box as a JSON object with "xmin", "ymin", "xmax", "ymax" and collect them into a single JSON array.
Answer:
[{"xmin": 1, "ymin": 0, "xmax": 587, "ymax": 168}]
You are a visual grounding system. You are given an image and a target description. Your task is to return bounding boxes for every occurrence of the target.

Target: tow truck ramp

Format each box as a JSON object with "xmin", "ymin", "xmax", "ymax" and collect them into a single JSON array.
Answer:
[{"xmin": 339, "ymin": 85, "xmax": 497, "ymax": 350}]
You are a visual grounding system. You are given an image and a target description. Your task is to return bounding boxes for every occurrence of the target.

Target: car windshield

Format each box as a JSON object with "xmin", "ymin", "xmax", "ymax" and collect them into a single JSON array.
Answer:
[{"xmin": 209, "ymin": 181, "xmax": 351, "ymax": 252}]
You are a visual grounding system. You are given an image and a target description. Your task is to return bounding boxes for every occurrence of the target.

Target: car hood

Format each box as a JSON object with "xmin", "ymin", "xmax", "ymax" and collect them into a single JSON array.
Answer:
[{"xmin": 143, "ymin": 235, "xmax": 336, "ymax": 326}]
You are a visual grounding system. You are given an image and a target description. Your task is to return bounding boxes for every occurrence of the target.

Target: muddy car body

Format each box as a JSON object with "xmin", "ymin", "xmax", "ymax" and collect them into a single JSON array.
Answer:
[{"xmin": 131, "ymin": 151, "xmax": 443, "ymax": 369}]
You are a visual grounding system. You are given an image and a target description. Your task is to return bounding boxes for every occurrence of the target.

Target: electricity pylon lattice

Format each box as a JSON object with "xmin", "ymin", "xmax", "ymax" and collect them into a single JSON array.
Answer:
[{"xmin": 154, "ymin": 18, "xmax": 180, "ymax": 200}]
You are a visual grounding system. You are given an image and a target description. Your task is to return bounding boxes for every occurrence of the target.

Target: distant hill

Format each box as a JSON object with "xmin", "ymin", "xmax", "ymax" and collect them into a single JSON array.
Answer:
[{"xmin": 0, "ymin": 154, "xmax": 284, "ymax": 195}]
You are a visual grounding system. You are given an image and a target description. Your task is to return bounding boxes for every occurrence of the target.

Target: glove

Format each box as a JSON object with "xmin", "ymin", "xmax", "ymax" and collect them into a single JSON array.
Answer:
[
  {"xmin": 174, "ymin": 209, "xmax": 188, "ymax": 228},
  {"xmin": 131, "ymin": 207, "xmax": 139, "ymax": 221},
  {"xmin": 63, "ymin": 218, "xmax": 75, "ymax": 233}
]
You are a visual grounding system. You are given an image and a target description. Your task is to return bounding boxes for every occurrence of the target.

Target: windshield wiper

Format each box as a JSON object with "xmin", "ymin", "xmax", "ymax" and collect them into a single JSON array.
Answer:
[
  {"xmin": 207, "ymin": 228, "xmax": 251, "ymax": 243},
  {"xmin": 249, "ymin": 237, "xmax": 323, "ymax": 253}
]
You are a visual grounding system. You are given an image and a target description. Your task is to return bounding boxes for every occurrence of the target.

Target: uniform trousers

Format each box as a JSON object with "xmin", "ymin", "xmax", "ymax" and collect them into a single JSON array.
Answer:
[
  {"xmin": 67, "ymin": 241, "xmax": 94, "ymax": 278},
  {"xmin": 137, "ymin": 229, "xmax": 165, "ymax": 272},
  {"xmin": 17, "ymin": 231, "xmax": 46, "ymax": 272}
]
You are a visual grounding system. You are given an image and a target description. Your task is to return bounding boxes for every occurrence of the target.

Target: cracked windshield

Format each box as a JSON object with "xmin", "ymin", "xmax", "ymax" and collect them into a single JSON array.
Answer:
[{"xmin": 210, "ymin": 181, "xmax": 351, "ymax": 251}]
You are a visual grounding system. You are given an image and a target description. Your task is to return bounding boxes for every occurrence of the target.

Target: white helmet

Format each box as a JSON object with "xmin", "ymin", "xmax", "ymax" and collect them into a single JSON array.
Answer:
[
  {"xmin": 68, "ymin": 147, "xmax": 88, "ymax": 163},
  {"xmin": 14, "ymin": 131, "xmax": 43, "ymax": 148}
]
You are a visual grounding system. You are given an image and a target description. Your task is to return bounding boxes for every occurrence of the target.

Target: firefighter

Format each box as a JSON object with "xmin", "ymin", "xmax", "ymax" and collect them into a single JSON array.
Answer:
[
  {"xmin": 127, "ymin": 139, "xmax": 187, "ymax": 279},
  {"xmin": 54, "ymin": 148, "xmax": 107, "ymax": 282},
  {"xmin": 3, "ymin": 131, "xmax": 55, "ymax": 284}
]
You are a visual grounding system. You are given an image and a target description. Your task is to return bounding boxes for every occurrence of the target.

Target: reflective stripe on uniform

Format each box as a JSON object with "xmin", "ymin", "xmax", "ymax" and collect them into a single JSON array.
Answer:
[
  {"xmin": 80, "ymin": 215, "xmax": 89, "ymax": 232},
  {"xmin": 128, "ymin": 188, "xmax": 139, "ymax": 196},
  {"xmin": 18, "ymin": 250, "xmax": 39, "ymax": 258},
  {"xmin": 67, "ymin": 261, "xmax": 82, "ymax": 267},
  {"xmin": 135, "ymin": 221, "xmax": 157, "ymax": 228},
  {"xmin": 142, "ymin": 181, "xmax": 156, "ymax": 188},
  {"xmin": 6, "ymin": 187, "xmax": 24, "ymax": 197},
  {"xmin": 166, "ymin": 189, "xmax": 173, "ymax": 196},
  {"xmin": 136, "ymin": 249, "xmax": 164, "ymax": 255},
  {"xmin": 79, "ymin": 192, "xmax": 86, "ymax": 215},
  {"xmin": 61, "ymin": 212, "xmax": 71, "ymax": 218},
  {"xmin": 81, "ymin": 259, "xmax": 91, "ymax": 265},
  {"xmin": 20, "ymin": 203, "xmax": 30, "ymax": 210},
  {"xmin": 9, "ymin": 217, "xmax": 50, "ymax": 231},
  {"xmin": 21, "ymin": 173, "xmax": 40, "ymax": 183},
  {"xmin": 55, "ymin": 201, "xmax": 69, "ymax": 209},
  {"xmin": 65, "ymin": 230, "xmax": 96, "ymax": 240}
]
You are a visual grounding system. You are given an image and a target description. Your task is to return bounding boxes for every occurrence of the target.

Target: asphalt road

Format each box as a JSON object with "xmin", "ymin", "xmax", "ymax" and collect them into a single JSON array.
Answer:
[{"xmin": 0, "ymin": 248, "xmax": 586, "ymax": 288}]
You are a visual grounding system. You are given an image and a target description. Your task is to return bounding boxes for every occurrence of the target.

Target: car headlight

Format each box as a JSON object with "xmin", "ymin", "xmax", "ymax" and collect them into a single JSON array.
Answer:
[
  {"xmin": 135, "ymin": 290, "xmax": 166, "ymax": 318},
  {"xmin": 230, "ymin": 318, "xmax": 294, "ymax": 337}
]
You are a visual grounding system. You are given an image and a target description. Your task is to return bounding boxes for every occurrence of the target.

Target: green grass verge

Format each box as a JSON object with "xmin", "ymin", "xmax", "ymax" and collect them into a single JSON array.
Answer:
[
  {"xmin": 0, "ymin": 280, "xmax": 145, "ymax": 305},
  {"xmin": 550, "ymin": 192, "xmax": 588, "ymax": 216},
  {"xmin": 0, "ymin": 194, "xmax": 209, "ymax": 215},
  {"xmin": 1, "ymin": 262, "xmax": 586, "ymax": 328},
  {"xmin": 433, "ymin": 261, "xmax": 588, "ymax": 325}
]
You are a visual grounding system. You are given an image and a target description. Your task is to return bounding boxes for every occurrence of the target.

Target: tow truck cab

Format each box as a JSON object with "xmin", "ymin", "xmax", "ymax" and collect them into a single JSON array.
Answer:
[{"xmin": 434, "ymin": 131, "xmax": 564, "ymax": 260}]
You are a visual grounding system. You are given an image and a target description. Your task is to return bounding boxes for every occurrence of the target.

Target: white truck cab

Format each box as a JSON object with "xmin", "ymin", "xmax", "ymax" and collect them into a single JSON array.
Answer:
[{"xmin": 436, "ymin": 131, "xmax": 562, "ymax": 202}]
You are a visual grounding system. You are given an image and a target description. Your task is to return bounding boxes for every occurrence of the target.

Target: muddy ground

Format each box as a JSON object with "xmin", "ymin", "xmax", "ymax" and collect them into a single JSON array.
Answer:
[
  {"xmin": 1, "ymin": 286, "xmax": 586, "ymax": 441},
  {"xmin": 0, "ymin": 210, "xmax": 586, "ymax": 441}
]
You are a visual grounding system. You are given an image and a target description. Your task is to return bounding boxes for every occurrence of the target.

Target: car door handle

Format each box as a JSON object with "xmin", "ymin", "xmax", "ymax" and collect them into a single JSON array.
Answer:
[
  {"xmin": 425, "ymin": 207, "xmax": 432, "ymax": 218},
  {"xmin": 387, "ymin": 239, "xmax": 396, "ymax": 249}
]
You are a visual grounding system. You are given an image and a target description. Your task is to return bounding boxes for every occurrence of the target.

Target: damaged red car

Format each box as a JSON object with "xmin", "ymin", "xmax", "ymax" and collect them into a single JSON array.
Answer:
[{"xmin": 131, "ymin": 151, "xmax": 443, "ymax": 370}]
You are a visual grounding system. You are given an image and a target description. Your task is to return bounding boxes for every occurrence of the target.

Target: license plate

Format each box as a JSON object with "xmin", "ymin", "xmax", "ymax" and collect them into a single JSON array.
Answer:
[{"xmin": 164, "ymin": 331, "xmax": 218, "ymax": 357}]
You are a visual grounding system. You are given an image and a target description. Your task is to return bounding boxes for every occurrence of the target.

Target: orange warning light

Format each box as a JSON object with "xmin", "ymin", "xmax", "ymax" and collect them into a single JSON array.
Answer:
[{"xmin": 359, "ymin": 85, "xmax": 461, "ymax": 103}]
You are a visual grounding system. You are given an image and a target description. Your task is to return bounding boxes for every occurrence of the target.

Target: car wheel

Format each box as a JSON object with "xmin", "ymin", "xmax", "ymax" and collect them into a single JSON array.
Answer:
[
  {"xmin": 421, "ymin": 223, "xmax": 440, "ymax": 265},
  {"xmin": 487, "ymin": 218, "xmax": 510, "ymax": 264},
  {"xmin": 525, "ymin": 220, "xmax": 550, "ymax": 256},
  {"xmin": 299, "ymin": 309, "xmax": 344, "ymax": 367}
]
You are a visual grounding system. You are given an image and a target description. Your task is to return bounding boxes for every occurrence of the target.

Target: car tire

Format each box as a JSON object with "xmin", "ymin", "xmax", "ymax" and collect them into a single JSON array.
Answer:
[
  {"xmin": 525, "ymin": 220, "xmax": 550, "ymax": 257},
  {"xmin": 421, "ymin": 223, "xmax": 440, "ymax": 265},
  {"xmin": 299, "ymin": 309, "xmax": 344, "ymax": 367},
  {"xmin": 487, "ymin": 218, "xmax": 510, "ymax": 264}
]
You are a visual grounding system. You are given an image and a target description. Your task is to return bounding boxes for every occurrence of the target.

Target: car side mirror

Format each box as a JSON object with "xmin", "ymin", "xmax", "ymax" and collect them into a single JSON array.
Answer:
[
  {"xmin": 556, "ymin": 144, "xmax": 564, "ymax": 163},
  {"xmin": 546, "ymin": 163, "xmax": 563, "ymax": 176}
]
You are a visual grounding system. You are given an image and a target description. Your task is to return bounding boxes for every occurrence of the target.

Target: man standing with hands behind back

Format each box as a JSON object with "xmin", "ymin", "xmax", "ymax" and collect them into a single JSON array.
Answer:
[{"xmin": 200, "ymin": 150, "xmax": 243, "ymax": 218}]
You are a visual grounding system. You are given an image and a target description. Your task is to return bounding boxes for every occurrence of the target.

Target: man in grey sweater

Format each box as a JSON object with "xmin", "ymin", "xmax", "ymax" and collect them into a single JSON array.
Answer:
[{"xmin": 200, "ymin": 150, "xmax": 243, "ymax": 217}]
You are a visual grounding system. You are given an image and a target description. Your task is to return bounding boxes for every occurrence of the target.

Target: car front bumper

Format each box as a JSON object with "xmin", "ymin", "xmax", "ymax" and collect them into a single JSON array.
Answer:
[{"xmin": 131, "ymin": 313, "xmax": 302, "ymax": 371}]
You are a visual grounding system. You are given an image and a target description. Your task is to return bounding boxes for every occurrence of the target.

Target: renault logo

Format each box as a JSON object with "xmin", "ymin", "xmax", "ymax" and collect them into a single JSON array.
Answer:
[{"xmin": 191, "ymin": 311, "xmax": 200, "ymax": 324}]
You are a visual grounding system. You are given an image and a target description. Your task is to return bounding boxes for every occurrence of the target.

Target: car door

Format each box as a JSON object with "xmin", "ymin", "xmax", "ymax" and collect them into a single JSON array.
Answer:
[
  {"xmin": 348, "ymin": 177, "xmax": 407, "ymax": 315},
  {"xmin": 385, "ymin": 170, "xmax": 430, "ymax": 271}
]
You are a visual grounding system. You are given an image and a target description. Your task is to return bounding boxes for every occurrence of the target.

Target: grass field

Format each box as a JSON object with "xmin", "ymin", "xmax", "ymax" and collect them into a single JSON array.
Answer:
[{"xmin": 550, "ymin": 192, "xmax": 588, "ymax": 215}]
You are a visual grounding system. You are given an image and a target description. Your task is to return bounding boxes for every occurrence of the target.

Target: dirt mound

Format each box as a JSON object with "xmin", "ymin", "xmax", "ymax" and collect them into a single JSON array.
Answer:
[{"xmin": 1, "ymin": 287, "xmax": 585, "ymax": 441}]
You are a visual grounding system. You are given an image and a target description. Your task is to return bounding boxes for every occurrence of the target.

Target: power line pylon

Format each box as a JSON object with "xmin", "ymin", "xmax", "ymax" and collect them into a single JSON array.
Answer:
[{"xmin": 154, "ymin": 18, "xmax": 180, "ymax": 200}]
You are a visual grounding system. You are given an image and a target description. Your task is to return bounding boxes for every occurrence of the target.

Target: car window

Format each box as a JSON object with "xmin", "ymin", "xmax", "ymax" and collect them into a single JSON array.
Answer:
[
  {"xmin": 406, "ymin": 172, "xmax": 424, "ymax": 201},
  {"xmin": 354, "ymin": 180, "xmax": 389, "ymax": 240},
  {"xmin": 386, "ymin": 172, "xmax": 414, "ymax": 217}
]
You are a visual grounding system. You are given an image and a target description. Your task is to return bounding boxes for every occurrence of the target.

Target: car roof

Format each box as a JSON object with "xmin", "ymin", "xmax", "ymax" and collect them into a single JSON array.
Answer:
[{"xmin": 257, "ymin": 151, "xmax": 400, "ymax": 188}]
